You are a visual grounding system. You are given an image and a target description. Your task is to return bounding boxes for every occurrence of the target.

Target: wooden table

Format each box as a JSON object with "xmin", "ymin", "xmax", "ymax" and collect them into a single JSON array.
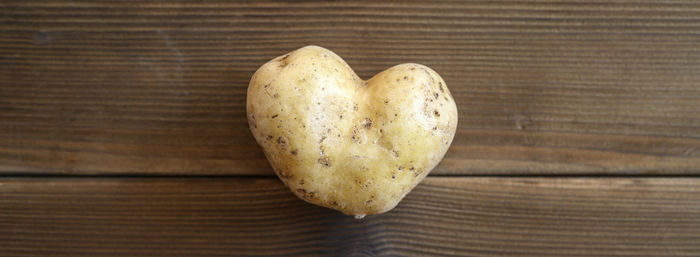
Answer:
[{"xmin": 1, "ymin": 1, "xmax": 699, "ymax": 256}]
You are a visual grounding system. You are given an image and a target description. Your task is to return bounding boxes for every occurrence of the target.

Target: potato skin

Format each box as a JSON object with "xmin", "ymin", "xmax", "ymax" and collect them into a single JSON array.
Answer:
[{"xmin": 247, "ymin": 45, "xmax": 457, "ymax": 216}]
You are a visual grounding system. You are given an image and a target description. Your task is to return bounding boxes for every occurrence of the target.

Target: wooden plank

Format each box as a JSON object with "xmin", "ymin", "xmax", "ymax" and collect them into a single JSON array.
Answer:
[
  {"xmin": 1, "ymin": 0, "xmax": 699, "ymax": 175},
  {"xmin": 1, "ymin": 177, "xmax": 698, "ymax": 256}
]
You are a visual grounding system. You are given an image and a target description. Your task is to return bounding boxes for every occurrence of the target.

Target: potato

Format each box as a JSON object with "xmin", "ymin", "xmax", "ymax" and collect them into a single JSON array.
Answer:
[{"xmin": 247, "ymin": 46, "xmax": 457, "ymax": 218}]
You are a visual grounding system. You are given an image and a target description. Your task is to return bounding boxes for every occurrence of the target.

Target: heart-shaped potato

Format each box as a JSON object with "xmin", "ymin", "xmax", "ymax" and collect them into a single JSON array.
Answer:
[{"xmin": 247, "ymin": 46, "xmax": 457, "ymax": 217}]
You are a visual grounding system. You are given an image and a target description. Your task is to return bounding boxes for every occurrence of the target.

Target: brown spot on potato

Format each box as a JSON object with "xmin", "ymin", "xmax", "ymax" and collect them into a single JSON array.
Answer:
[
  {"xmin": 403, "ymin": 76, "xmax": 408, "ymax": 80},
  {"xmin": 291, "ymin": 149, "xmax": 298, "ymax": 155},
  {"xmin": 273, "ymin": 93, "xmax": 279, "ymax": 98},
  {"xmin": 264, "ymin": 84, "xmax": 269, "ymax": 89},
  {"xmin": 271, "ymin": 114, "xmax": 278, "ymax": 119},
  {"xmin": 392, "ymin": 150, "xmax": 399, "ymax": 157},
  {"xmin": 434, "ymin": 110, "xmax": 440, "ymax": 117},
  {"xmin": 365, "ymin": 195, "xmax": 375, "ymax": 205},
  {"xmin": 318, "ymin": 156, "xmax": 332, "ymax": 167},
  {"xmin": 297, "ymin": 188, "xmax": 306, "ymax": 194},
  {"xmin": 434, "ymin": 92, "xmax": 439, "ymax": 99},
  {"xmin": 278, "ymin": 55, "xmax": 290, "ymax": 67},
  {"xmin": 351, "ymin": 125, "xmax": 362, "ymax": 143},
  {"xmin": 265, "ymin": 135, "xmax": 273, "ymax": 141},
  {"xmin": 362, "ymin": 118, "xmax": 372, "ymax": 129},
  {"xmin": 414, "ymin": 169, "xmax": 423, "ymax": 177},
  {"xmin": 439, "ymin": 82, "xmax": 444, "ymax": 92},
  {"xmin": 277, "ymin": 137, "xmax": 287, "ymax": 148},
  {"xmin": 249, "ymin": 116, "xmax": 257, "ymax": 128}
]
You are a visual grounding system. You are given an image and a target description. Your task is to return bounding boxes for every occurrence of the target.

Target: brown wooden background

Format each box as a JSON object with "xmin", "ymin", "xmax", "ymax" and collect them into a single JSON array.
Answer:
[{"xmin": 1, "ymin": 1, "xmax": 699, "ymax": 256}]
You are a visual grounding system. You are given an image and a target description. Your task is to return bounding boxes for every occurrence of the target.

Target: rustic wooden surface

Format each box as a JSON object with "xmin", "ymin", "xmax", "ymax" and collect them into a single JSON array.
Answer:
[
  {"xmin": 1, "ymin": 177, "xmax": 699, "ymax": 257},
  {"xmin": 1, "ymin": 1, "xmax": 700, "ymax": 256},
  {"xmin": 1, "ymin": 0, "xmax": 699, "ymax": 175}
]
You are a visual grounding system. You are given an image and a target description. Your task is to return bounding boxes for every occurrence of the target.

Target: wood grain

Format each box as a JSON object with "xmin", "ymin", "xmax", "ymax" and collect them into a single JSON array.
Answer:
[
  {"xmin": 1, "ymin": 0, "xmax": 699, "ymax": 175},
  {"xmin": 0, "ymin": 177, "xmax": 698, "ymax": 256}
]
